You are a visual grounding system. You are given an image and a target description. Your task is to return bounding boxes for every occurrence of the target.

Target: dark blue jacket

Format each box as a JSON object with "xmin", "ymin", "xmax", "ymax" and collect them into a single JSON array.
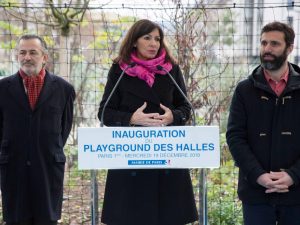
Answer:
[{"xmin": 227, "ymin": 63, "xmax": 300, "ymax": 204}]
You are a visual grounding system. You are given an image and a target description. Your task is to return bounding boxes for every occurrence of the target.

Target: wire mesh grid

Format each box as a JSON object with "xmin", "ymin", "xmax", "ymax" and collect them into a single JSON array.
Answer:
[{"xmin": 0, "ymin": 0, "xmax": 299, "ymax": 224}]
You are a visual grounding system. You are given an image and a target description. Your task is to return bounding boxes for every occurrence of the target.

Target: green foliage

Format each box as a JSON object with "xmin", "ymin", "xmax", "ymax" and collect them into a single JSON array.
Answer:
[
  {"xmin": 0, "ymin": 21, "xmax": 23, "ymax": 35},
  {"xmin": 0, "ymin": 39, "xmax": 16, "ymax": 50},
  {"xmin": 98, "ymin": 82, "xmax": 106, "ymax": 93},
  {"xmin": 207, "ymin": 160, "xmax": 243, "ymax": 225},
  {"xmin": 89, "ymin": 30, "xmax": 122, "ymax": 50},
  {"xmin": 211, "ymin": 9, "xmax": 236, "ymax": 46},
  {"xmin": 89, "ymin": 15, "xmax": 138, "ymax": 51},
  {"xmin": 45, "ymin": 0, "xmax": 90, "ymax": 36},
  {"xmin": 79, "ymin": 19, "xmax": 89, "ymax": 27},
  {"xmin": 43, "ymin": 36, "xmax": 55, "ymax": 48},
  {"xmin": 86, "ymin": 16, "xmax": 138, "ymax": 66},
  {"xmin": 194, "ymin": 115, "xmax": 206, "ymax": 126},
  {"xmin": 220, "ymin": 134, "xmax": 233, "ymax": 164},
  {"xmin": 0, "ymin": 69, "xmax": 8, "ymax": 77},
  {"xmin": 0, "ymin": 0, "xmax": 19, "ymax": 8},
  {"xmin": 64, "ymin": 145, "xmax": 90, "ymax": 183},
  {"xmin": 206, "ymin": 130, "xmax": 242, "ymax": 224},
  {"xmin": 111, "ymin": 16, "xmax": 137, "ymax": 25},
  {"xmin": 72, "ymin": 54, "xmax": 85, "ymax": 63}
]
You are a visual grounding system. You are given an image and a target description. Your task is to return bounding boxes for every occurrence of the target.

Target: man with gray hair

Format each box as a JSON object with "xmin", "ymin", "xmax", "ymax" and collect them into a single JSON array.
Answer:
[{"xmin": 0, "ymin": 34, "xmax": 75, "ymax": 225}]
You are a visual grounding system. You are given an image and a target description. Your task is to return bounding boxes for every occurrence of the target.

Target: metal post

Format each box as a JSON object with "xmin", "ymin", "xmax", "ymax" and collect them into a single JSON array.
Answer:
[
  {"xmin": 203, "ymin": 169, "xmax": 207, "ymax": 225},
  {"xmin": 198, "ymin": 168, "xmax": 207, "ymax": 225},
  {"xmin": 91, "ymin": 170, "xmax": 99, "ymax": 225}
]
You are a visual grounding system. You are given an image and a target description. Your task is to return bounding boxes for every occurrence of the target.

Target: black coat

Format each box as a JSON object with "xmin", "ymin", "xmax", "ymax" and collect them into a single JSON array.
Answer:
[
  {"xmin": 226, "ymin": 63, "xmax": 300, "ymax": 204},
  {"xmin": 0, "ymin": 71, "xmax": 75, "ymax": 222},
  {"xmin": 98, "ymin": 63, "xmax": 198, "ymax": 225}
]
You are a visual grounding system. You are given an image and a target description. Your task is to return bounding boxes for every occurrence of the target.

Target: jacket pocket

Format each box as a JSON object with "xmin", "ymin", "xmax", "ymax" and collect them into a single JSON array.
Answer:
[
  {"xmin": 54, "ymin": 152, "xmax": 66, "ymax": 163},
  {"xmin": 51, "ymin": 153, "xmax": 66, "ymax": 191},
  {"xmin": 0, "ymin": 153, "xmax": 9, "ymax": 192}
]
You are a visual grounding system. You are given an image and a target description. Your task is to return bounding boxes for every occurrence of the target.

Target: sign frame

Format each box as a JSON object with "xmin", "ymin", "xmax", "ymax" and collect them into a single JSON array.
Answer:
[{"xmin": 78, "ymin": 126, "xmax": 220, "ymax": 169}]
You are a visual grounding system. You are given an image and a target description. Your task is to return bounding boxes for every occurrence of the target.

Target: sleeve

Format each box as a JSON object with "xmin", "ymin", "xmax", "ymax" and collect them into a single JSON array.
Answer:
[
  {"xmin": 226, "ymin": 83, "xmax": 266, "ymax": 187},
  {"xmin": 170, "ymin": 65, "xmax": 191, "ymax": 126},
  {"xmin": 0, "ymin": 108, "xmax": 2, "ymax": 146},
  {"xmin": 61, "ymin": 85, "xmax": 76, "ymax": 146},
  {"xmin": 285, "ymin": 168, "xmax": 300, "ymax": 187},
  {"xmin": 97, "ymin": 64, "xmax": 133, "ymax": 126}
]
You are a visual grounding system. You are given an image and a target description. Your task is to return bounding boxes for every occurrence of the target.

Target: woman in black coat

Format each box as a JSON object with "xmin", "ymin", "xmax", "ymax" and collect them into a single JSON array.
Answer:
[{"xmin": 98, "ymin": 19, "xmax": 198, "ymax": 225}]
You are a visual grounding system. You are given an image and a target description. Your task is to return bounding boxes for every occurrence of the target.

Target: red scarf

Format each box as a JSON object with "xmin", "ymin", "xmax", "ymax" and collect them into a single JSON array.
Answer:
[
  {"xmin": 119, "ymin": 49, "xmax": 172, "ymax": 87},
  {"xmin": 19, "ymin": 69, "xmax": 46, "ymax": 110}
]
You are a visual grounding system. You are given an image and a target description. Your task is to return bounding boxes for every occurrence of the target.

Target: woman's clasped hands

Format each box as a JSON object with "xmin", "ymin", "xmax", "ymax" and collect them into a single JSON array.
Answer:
[{"xmin": 129, "ymin": 102, "xmax": 174, "ymax": 127}]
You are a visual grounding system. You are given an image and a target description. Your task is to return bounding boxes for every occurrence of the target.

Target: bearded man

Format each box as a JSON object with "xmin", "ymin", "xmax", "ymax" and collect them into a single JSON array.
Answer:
[{"xmin": 227, "ymin": 21, "xmax": 300, "ymax": 225}]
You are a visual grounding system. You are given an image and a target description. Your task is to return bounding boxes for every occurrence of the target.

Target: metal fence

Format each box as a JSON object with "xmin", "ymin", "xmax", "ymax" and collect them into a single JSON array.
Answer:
[{"xmin": 0, "ymin": 0, "xmax": 299, "ymax": 224}]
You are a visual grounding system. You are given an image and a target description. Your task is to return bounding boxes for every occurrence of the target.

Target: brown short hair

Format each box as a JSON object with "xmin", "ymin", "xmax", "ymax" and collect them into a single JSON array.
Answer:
[{"xmin": 261, "ymin": 21, "xmax": 295, "ymax": 47}]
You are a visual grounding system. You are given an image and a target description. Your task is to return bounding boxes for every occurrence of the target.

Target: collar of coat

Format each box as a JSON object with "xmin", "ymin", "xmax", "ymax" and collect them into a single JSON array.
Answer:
[
  {"xmin": 249, "ymin": 62, "xmax": 300, "ymax": 95},
  {"xmin": 5, "ymin": 70, "xmax": 59, "ymax": 112}
]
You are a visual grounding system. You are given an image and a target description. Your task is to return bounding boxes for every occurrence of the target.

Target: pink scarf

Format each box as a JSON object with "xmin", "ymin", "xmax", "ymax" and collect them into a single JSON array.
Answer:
[{"xmin": 119, "ymin": 49, "xmax": 172, "ymax": 87}]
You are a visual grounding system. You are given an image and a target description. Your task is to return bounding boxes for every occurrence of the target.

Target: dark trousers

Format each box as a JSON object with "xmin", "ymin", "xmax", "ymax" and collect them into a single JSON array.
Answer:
[
  {"xmin": 243, "ymin": 203, "xmax": 300, "ymax": 225},
  {"xmin": 6, "ymin": 219, "xmax": 57, "ymax": 225}
]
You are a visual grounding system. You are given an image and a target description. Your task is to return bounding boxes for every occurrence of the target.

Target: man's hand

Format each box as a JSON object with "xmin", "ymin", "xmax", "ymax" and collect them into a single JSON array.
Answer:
[
  {"xmin": 257, "ymin": 172, "xmax": 293, "ymax": 193},
  {"xmin": 265, "ymin": 171, "xmax": 293, "ymax": 193},
  {"xmin": 257, "ymin": 173, "xmax": 276, "ymax": 189}
]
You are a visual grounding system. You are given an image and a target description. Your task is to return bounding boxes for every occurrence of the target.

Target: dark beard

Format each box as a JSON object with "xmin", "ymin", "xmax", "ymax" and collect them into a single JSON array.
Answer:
[{"xmin": 260, "ymin": 48, "xmax": 288, "ymax": 71}]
